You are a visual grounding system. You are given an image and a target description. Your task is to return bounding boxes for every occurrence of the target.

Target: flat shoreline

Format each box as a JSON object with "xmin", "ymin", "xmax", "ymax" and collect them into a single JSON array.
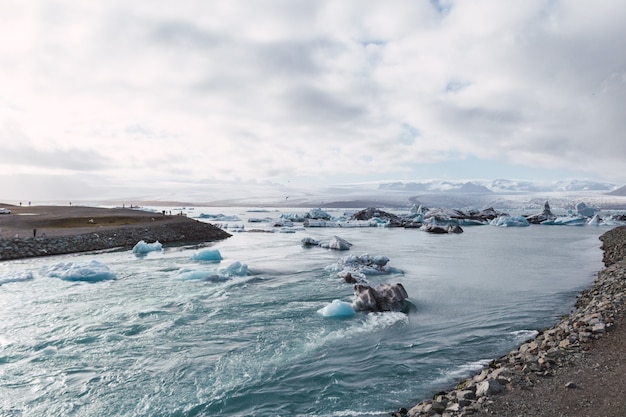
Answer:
[
  {"xmin": 0, "ymin": 205, "xmax": 231, "ymax": 261},
  {"xmin": 400, "ymin": 225, "xmax": 626, "ymax": 417}
]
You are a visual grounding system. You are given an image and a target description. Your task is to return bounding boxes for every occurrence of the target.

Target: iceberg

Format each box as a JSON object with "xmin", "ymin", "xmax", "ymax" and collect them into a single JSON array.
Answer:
[
  {"xmin": 302, "ymin": 235, "xmax": 353, "ymax": 250},
  {"xmin": 0, "ymin": 271, "xmax": 34, "ymax": 286},
  {"xmin": 320, "ymin": 236, "xmax": 352, "ymax": 250},
  {"xmin": 198, "ymin": 213, "xmax": 241, "ymax": 221},
  {"xmin": 525, "ymin": 201, "xmax": 556, "ymax": 224},
  {"xmin": 541, "ymin": 216, "xmax": 586, "ymax": 226},
  {"xmin": 490, "ymin": 215, "xmax": 530, "ymax": 227},
  {"xmin": 191, "ymin": 248, "xmax": 223, "ymax": 262},
  {"xmin": 575, "ymin": 202, "xmax": 595, "ymax": 218},
  {"xmin": 317, "ymin": 299, "xmax": 355, "ymax": 318},
  {"xmin": 40, "ymin": 260, "xmax": 116, "ymax": 282},
  {"xmin": 177, "ymin": 269, "xmax": 229, "ymax": 282},
  {"xmin": 177, "ymin": 261, "xmax": 249, "ymax": 282},
  {"xmin": 327, "ymin": 254, "xmax": 401, "ymax": 281},
  {"xmin": 132, "ymin": 240, "xmax": 162, "ymax": 254}
]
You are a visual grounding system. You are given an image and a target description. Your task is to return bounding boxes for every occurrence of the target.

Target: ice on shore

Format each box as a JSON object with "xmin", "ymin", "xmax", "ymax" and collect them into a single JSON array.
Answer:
[
  {"xmin": 132, "ymin": 240, "xmax": 163, "ymax": 254},
  {"xmin": 318, "ymin": 299, "xmax": 355, "ymax": 318},
  {"xmin": 0, "ymin": 271, "xmax": 34, "ymax": 286},
  {"xmin": 191, "ymin": 248, "xmax": 223, "ymax": 262},
  {"xmin": 40, "ymin": 260, "xmax": 116, "ymax": 282}
]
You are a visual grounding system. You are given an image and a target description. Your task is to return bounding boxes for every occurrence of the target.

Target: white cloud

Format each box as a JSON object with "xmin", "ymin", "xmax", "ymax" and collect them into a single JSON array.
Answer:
[{"xmin": 1, "ymin": 0, "xmax": 625, "ymax": 202}]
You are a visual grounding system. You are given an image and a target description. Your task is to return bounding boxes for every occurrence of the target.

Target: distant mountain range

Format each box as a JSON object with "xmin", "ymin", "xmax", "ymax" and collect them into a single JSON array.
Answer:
[
  {"xmin": 94, "ymin": 178, "xmax": 626, "ymax": 210},
  {"xmin": 377, "ymin": 179, "xmax": 620, "ymax": 194},
  {"xmin": 608, "ymin": 185, "xmax": 626, "ymax": 196}
]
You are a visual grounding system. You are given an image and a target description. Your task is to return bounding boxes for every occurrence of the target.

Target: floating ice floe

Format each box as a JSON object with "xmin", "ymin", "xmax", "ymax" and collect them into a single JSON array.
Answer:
[
  {"xmin": 302, "ymin": 235, "xmax": 352, "ymax": 250},
  {"xmin": 541, "ymin": 216, "xmax": 586, "ymax": 226},
  {"xmin": 327, "ymin": 254, "xmax": 402, "ymax": 283},
  {"xmin": 317, "ymin": 299, "xmax": 356, "ymax": 318},
  {"xmin": 177, "ymin": 261, "xmax": 249, "ymax": 281},
  {"xmin": 0, "ymin": 271, "xmax": 34, "ymax": 286},
  {"xmin": 191, "ymin": 248, "xmax": 223, "ymax": 262},
  {"xmin": 40, "ymin": 260, "xmax": 116, "ymax": 282},
  {"xmin": 282, "ymin": 208, "xmax": 333, "ymax": 222},
  {"xmin": 132, "ymin": 240, "xmax": 163, "ymax": 254},
  {"xmin": 490, "ymin": 215, "xmax": 530, "ymax": 227},
  {"xmin": 304, "ymin": 219, "xmax": 386, "ymax": 228},
  {"xmin": 197, "ymin": 213, "xmax": 241, "ymax": 222}
]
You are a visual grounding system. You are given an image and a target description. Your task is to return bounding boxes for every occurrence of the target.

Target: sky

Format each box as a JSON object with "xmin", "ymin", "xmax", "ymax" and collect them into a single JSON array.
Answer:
[{"xmin": 1, "ymin": 0, "xmax": 625, "ymax": 202}]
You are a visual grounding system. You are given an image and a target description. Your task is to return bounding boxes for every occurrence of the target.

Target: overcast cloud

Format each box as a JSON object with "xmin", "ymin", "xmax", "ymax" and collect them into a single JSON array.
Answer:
[{"xmin": 1, "ymin": 0, "xmax": 625, "ymax": 201}]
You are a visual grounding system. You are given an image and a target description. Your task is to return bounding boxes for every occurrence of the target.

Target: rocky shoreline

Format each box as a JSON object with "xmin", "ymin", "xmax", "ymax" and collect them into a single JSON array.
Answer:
[
  {"xmin": 395, "ymin": 225, "xmax": 626, "ymax": 417},
  {"xmin": 0, "ymin": 217, "xmax": 231, "ymax": 261}
]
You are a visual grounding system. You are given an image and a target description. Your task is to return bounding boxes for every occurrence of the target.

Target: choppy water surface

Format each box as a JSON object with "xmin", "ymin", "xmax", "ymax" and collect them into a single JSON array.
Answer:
[{"xmin": 0, "ymin": 207, "xmax": 607, "ymax": 416}]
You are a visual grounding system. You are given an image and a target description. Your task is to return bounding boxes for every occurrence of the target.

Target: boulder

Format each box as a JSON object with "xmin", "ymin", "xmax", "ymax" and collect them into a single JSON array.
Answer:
[{"xmin": 352, "ymin": 283, "xmax": 409, "ymax": 312}]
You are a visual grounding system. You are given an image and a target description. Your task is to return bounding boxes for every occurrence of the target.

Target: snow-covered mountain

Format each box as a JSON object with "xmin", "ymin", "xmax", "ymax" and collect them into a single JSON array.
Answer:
[
  {"xmin": 92, "ymin": 178, "xmax": 626, "ymax": 210},
  {"xmin": 377, "ymin": 179, "xmax": 618, "ymax": 194}
]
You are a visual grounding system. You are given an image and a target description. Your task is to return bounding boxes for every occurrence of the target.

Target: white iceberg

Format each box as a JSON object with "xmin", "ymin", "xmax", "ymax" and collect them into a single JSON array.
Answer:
[
  {"xmin": 302, "ymin": 235, "xmax": 353, "ymax": 250},
  {"xmin": 320, "ymin": 236, "xmax": 353, "ymax": 250},
  {"xmin": 327, "ymin": 254, "xmax": 401, "ymax": 280},
  {"xmin": 40, "ymin": 260, "xmax": 116, "ymax": 282},
  {"xmin": 490, "ymin": 215, "xmax": 530, "ymax": 227},
  {"xmin": 541, "ymin": 216, "xmax": 586, "ymax": 226},
  {"xmin": 132, "ymin": 240, "xmax": 163, "ymax": 254},
  {"xmin": 198, "ymin": 213, "xmax": 241, "ymax": 221},
  {"xmin": 317, "ymin": 299, "xmax": 355, "ymax": 318},
  {"xmin": 177, "ymin": 261, "xmax": 249, "ymax": 282}
]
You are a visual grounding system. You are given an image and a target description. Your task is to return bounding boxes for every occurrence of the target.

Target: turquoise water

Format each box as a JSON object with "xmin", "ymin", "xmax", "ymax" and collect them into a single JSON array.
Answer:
[{"xmin": 0, "ymin": 208, "xmax": 607, "ymax": 416}]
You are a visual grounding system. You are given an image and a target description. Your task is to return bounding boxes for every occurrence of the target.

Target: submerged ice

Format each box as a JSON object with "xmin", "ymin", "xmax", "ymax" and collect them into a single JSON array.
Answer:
[
  {"xmin": 177, "ymin": 261, "xmax": 249, "ymax": 281},
  {"xmin": 0, "ymin": 271, "xmax": 34, "ymax": 286},
  {"xmin": 39, "ymin": 260, "xmax": 116, "ymax": 282}
]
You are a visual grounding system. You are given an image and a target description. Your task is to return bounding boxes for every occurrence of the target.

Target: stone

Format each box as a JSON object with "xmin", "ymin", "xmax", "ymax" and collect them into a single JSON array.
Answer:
[{"xmin": 476, "ymin": 380, "xmax": 503, "ymax": 397}]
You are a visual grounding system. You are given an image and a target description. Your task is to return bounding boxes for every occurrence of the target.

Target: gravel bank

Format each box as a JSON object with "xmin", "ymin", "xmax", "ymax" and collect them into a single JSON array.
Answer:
[{"xmin": 394, "ymin": 226, "xmax": 626, "ymax": 417}]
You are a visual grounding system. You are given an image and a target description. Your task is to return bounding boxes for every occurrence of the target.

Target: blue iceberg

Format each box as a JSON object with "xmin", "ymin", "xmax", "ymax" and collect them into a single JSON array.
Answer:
[
  {"xmin": 191, "ymin": 248, "xmax": 223, "ymax": 262},
  {"xmin": 132, "ymin": 240, "xmax": 163, "ymax": 254},
  {"xmin": 318, "ymin": 299, "xmax": 355, "ymax": 318}
]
